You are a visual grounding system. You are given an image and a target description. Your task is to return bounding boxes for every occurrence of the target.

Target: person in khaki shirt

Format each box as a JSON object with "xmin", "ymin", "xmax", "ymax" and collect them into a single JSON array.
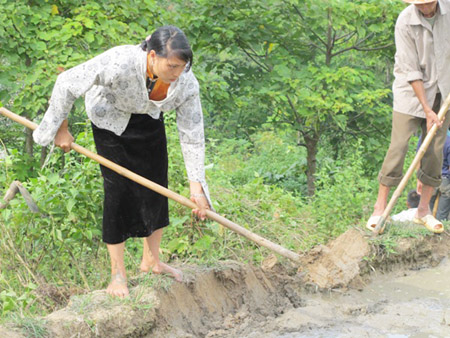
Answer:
[{"xmin": 367, "ymin": 0, "xmax": 450, "ymax": 234}]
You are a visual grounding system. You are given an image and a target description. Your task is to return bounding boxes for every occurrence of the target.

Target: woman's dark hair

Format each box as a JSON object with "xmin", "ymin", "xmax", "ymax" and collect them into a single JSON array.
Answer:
[{"xmin": 140, "ymin": 26, "xmax": 193, "ymax": 71}]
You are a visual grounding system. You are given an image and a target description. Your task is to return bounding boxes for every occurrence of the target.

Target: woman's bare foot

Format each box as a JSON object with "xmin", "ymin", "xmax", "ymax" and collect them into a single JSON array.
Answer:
[
  {"xmin": 107, "ymin": 271, "xmax": 129, "ymax": 298},
  {"xmin": 141, "ymin": 232, "xmax": 182, "ymax": 282},
  {"xmin": 140, "ymin": 257, "xmax": 154, "ymax": 273},
  {"xmin": 140, "ymin": 255, "xmax": 182, "ymax": 282},
  {"xmin": 152, "ymin": 262, "xmax": 183, "ymax": 282}
]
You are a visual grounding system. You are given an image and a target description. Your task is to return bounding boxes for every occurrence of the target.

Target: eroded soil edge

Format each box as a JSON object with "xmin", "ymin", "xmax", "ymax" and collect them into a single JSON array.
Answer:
[{"xmin": 2, "ymin": 228, "xmax": 449, "ymax": 337}]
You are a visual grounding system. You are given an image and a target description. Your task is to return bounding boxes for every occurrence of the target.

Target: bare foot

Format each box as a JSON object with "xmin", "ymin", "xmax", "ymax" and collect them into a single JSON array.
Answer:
[
  {"xmin": 140, "ymin": 258, "xmax": 154, "ymax": 273},
  {"xmin": 140, "ymin": 244, "xmax": 156, "ymax": 273},
  {"xmin": 152, "ymin": 262, "xmax": 183, "ymax": 282},
  {"xmin": 107, "ymin": 271, "xmax": 129, "ymax": 298}
]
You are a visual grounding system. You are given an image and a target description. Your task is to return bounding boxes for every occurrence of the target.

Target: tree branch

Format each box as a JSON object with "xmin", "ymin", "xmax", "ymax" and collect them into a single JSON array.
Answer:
[
  {"xmin": 291, "ymin": 3, "xmax": 328, "ymax": 48},
  {"xmin": 332, "ymin": 34, "xmax": 392, "ymax": 57},
  {"xmin": 286, "ymin": 94, "xmax": 301, "ymax": 123},
  {"xmin": 237, "ymin": 40, "xmax": 271, "ymax": 72},
  {"xmin": 335, "ymin": 31, "xmax": 357, "ymax": 44}
]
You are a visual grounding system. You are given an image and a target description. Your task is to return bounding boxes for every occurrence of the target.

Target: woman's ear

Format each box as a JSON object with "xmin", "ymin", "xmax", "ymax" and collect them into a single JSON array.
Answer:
[{"xmin": 148, "ymin": 50, "xmax": 156, "ymax": 67}]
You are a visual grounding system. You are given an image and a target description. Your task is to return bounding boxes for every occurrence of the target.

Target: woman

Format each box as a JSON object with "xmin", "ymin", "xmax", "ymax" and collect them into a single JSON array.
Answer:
[{"xmin": 33, "ymin": 26, "xmax": 212, "ymax": 298}]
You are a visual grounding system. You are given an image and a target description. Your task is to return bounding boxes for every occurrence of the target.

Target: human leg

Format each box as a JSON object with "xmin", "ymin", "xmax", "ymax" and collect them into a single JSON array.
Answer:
[
  {"xmin": 378, "ymin": 112, "xmax": 422, "ymax": 186},
  {"xmin": 92, "ymin": 115, "xmax": 172, "ymax": 295},
  {"xmin": 372, "ymin": 112, "xmax": 420, "ymax": 217},
  {"xmin": 417, "ymin": 93, "xmax": 448, "ymax": 185},
  {"xmin": 416, "ymin": 184, "xmax": 434, "ymax": 217},
  {"xmin": 414, "ymin": 183, "xmax": 445, "ymax": 233},
  {"xmin": 372, "ymin": 184, "xmax": 391, "ymax": 216},
  {"xmin": 144, "ymin": 229, "xmax": 182, "ymax": 282},
  {"xmin": 140, "ymin": 238, "xmax": 155, "ymax": 272},
  {"xmin": 413, "ymin": 167, "xmax": 444, "ymax": 232},
  {"xmin": 367, "ymin": 183, "xmax": 391, "ymax": 231},
  {"xmin": 106, "ymin": 242, "xmax": 129, "ymax": 298},
  {"xmin": 413, "ymin": 97, "xmax": 450, "ymax": 232}
]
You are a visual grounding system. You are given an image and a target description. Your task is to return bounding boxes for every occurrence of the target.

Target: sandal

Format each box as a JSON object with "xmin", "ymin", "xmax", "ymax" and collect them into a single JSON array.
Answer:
[
  {"xmin": 366, "ymin": 215, "xmax": 385, "ymax": 234},
  {"xmin": 413, "ymin": 214, "xmax": 444, "ymax": 234}
]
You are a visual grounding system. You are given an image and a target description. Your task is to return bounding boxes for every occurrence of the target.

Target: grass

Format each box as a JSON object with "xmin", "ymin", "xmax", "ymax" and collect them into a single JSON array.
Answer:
[
  {"xmin": 65, "ymin": 286, "xmax": 156, "ymax": 335},
  {"xmin": 69, "ymin": 286, "xmax": 156, "ymax": 316},
  {"xmin": 130, "ymin": 272, "xmax": 174, "ymax": 293},
  {"xmin": 8, "ymin": 315, "xmax": 48, "ymax": 338},
  {"xmin": 368, "ymin": 219, "xmax": 433, "ymax": 257}
]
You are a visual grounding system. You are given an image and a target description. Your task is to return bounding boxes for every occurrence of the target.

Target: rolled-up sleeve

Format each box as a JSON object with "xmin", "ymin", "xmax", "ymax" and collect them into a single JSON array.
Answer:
[
  {"xmin": 395, "ymin": 25, "xmax": 423, "ymax": 83},
  {"xmin": 33, "ymin": 53, "xmax": 108, "ymax": 146}
]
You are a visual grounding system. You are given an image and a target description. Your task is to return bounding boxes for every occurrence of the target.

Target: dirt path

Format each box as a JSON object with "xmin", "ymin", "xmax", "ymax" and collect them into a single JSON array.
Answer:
[{"xmin": 2, "ymin": 228, "xmax": 450, "ymax": 337}]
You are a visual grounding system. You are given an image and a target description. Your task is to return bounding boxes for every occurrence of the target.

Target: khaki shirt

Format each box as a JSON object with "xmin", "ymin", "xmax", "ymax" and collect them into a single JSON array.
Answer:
[{"xmin": 393, "ymin": 0, "xmax": 450, "ymax": 118}]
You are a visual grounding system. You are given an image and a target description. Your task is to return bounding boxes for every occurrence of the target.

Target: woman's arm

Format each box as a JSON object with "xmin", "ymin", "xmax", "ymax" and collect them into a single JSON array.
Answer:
[
  {"xmin": 176, "ymin": 81, "xmax": 213, "ymax": 219},
  {"xmin": 32, "ymin": 49, "xmax": 116, "ymax": 147}
]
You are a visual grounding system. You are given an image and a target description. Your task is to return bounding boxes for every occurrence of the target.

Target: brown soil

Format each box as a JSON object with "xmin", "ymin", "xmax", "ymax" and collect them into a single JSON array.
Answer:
[{"xmin": 2, "ymin": 228, "xmax": 450, "ymax": 337}]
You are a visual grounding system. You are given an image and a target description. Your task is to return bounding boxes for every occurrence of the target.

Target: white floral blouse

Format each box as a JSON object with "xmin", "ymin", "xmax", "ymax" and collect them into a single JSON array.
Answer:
[{"xmin": 33, "ymin": 44, "xmax": 212, "ymax": 206}]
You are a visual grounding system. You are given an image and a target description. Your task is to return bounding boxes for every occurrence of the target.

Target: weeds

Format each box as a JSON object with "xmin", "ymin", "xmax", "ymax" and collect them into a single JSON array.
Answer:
[
  {"xmin": 132, "ymin": 273, "xmax": 173, "ymax": 293},
  {"xmin": 9, "ymin": 315, "xmax": 48, "ymax": 338},
  {"xmin": 369, "ymin": 220, "xmax": 430, "ymax": 257}
]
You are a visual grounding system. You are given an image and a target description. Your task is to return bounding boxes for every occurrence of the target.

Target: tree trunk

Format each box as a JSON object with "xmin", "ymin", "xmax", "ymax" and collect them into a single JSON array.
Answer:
[{"xmin": 304, "ymin": 132, "xmax": 319, "ymax": 196}]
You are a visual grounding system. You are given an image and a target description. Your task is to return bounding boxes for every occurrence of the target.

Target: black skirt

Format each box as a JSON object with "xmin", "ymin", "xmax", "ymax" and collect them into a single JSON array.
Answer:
[{"xmin": 92, "ymin": 114, "xmax": 169, "ymax": 244}]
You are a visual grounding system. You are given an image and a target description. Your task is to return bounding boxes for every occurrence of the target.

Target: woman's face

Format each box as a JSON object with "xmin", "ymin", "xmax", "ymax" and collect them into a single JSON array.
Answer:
[{"xmin": 149, "ymin": 50, "xmax": 187, "ymax": 84}]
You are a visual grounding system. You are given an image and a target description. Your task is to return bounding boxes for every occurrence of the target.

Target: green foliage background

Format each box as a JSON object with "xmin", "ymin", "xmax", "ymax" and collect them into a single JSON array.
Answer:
[{"xmin": 0, "ymin": 0, "xmax": 422, "ymax": 326}]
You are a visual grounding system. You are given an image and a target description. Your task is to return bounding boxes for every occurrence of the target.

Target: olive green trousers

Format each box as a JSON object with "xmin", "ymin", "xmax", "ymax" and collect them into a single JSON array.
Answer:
[{"xmin": 378, "ymin": 94, "xmax": 450, "ymax": 188}]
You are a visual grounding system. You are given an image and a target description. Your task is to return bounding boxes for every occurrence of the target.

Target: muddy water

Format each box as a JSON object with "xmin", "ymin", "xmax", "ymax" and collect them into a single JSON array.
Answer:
[{"xmin": 213, "ymin": 259, "xmax": 450, "ymax": 337}]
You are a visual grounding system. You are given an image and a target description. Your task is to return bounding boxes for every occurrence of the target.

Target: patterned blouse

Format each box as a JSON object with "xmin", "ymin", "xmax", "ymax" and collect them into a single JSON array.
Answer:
[{"xmin": 33, "ymin": 44, "xmax": 212, "ymax": 206}]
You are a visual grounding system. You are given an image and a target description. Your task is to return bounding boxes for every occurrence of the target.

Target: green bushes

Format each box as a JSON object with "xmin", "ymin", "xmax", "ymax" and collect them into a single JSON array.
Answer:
[
  {"xmin": 308, "ymin": 141, "xmax": 376, "ymax": 239},
  {"xmin": 210, "ymin": 131, "xmax": 308, "ymax": 195},
  {"xmin": 0, "ymin": 124, "xmax": 105, "ymax": 318}
]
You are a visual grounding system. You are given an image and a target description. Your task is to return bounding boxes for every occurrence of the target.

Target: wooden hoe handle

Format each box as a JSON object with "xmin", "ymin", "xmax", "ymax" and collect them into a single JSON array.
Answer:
[{"xmin": 0, "ymin": 107, "xmax": 301, "ymax": 262}]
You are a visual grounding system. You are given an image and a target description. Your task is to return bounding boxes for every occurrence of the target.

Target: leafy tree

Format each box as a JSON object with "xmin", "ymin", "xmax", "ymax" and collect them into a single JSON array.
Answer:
[{"xmin": 186, "ymin": 0, "xmax": 403, "ymax": 195}]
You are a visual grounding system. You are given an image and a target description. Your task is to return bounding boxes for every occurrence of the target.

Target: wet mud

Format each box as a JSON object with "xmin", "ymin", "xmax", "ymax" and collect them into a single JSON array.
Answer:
[
  {"xmin": 205, "ymin": 259, "xmax": 450, "ymax": 337},
  {"xmin": 2, "ymin": 228, "xmax": 450, "ymax": 337}
]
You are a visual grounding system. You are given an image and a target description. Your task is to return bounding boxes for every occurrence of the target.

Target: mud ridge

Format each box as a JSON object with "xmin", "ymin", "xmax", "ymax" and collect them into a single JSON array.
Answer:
[{"xmin": 2, "ymin": 228, "xmax": 450, "ymax": 337}]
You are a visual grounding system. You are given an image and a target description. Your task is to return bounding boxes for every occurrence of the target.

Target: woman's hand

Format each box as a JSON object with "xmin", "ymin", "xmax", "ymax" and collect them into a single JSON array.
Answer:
[
  {"xmin": 190, "ymin": 181, "xmax": 209, "ymax": 220},
  {"xmin": 54, "ymin": 120, "xmax": 74, "ymax": 152}
]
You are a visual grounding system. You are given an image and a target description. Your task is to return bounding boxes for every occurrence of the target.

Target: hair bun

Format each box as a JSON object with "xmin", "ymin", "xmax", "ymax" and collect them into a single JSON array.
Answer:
[{"xmin": 140, "ymin": 40, "xmax": 149, "ymax": 51}]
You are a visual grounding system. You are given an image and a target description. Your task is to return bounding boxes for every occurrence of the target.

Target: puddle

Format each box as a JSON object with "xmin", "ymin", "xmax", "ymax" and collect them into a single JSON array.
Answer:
[{"xmin": 357, "ymin": 258, "xmax": 450, "ymax": 302}]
